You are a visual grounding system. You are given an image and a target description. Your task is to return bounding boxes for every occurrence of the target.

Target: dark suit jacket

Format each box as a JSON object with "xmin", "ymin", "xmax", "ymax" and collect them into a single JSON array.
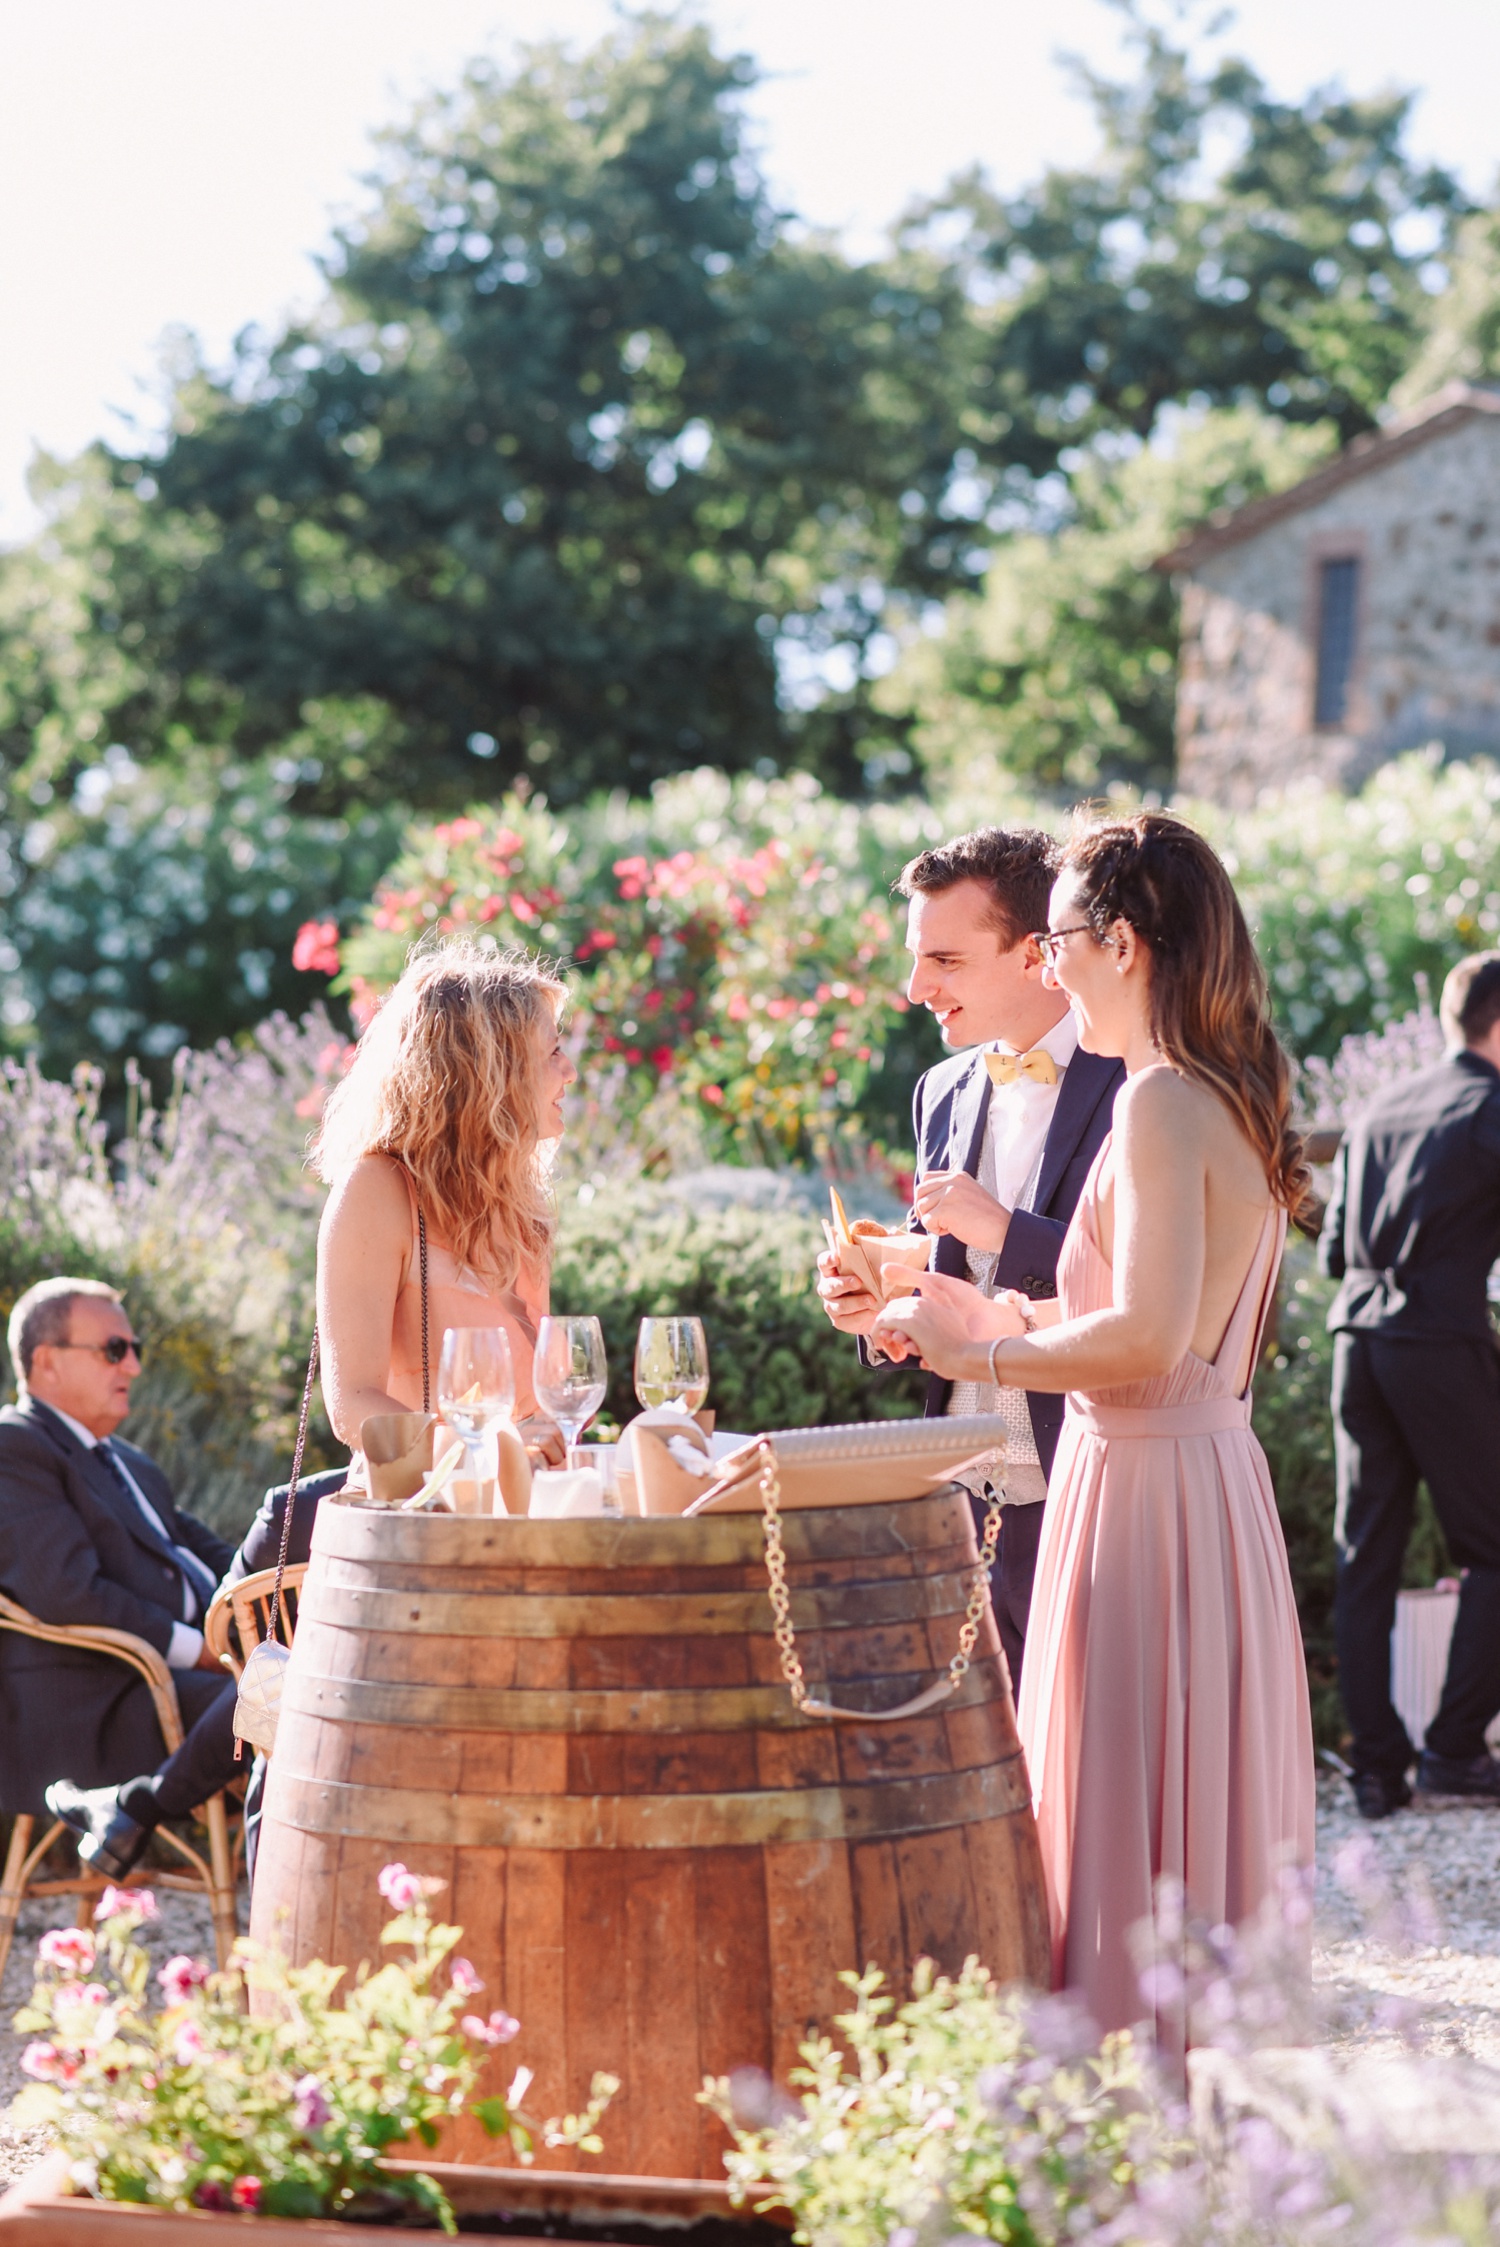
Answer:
[
  {"xmin": 866, "ymin": 1043, "xmax": 1124, "ymax": 1473},
  {"xmin": 0, "ymin": 1399, "xmax": 235, "ymax": 1814},
  {"xmin": 1320, "ymin": 1048, "xmax": 1500, "ymax": 1341}
]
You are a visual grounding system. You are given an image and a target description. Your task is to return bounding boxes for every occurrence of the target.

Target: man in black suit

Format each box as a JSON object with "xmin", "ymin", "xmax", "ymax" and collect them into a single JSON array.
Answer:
[
  {"xmin": 1321, "ymin": 950, "xmax": 1500, "ymax": 1820},
  {"xmin": 0, "ymin": 1276, "xmax": 242, "ymax": 1876},
  {"xmin": 817, "ymin": 827, "xmax": 1124, "ymax": 1688}
]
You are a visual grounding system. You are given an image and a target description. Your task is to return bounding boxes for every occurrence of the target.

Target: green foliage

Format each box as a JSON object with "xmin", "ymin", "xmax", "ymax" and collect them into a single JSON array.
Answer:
[
  {"xmin": 10, "ymin": 1876, "xmax": 614, "ymax": 2228},
  {"xmin": 911, "ymin": 2, "xmax": 1469, "ymax": 468},
  {"xmin": 1393, "ymin": 199, "xmax": 1500, "ymax": 404},
  {"xmin": 553, "ymin": 1180, "xmax": 926, "ymax": 1432},
  {"xmin": 705, "ymin": 1958, "xmax": 1179, "ymax": 2247},
  {"xmin": 886, "ymin": 407, "xmax": 1336, "ymax": 795},
  {"xmin": 1194, "ymin": 752, "xmax": 1500, "ymax": 1056},
  {"xmin": 0, "ymin": 750, "xmax": 404, "ymax": 1087},
  {"xmin": 86, "ymin": 16, "xmax": 975, "ymax": 809}
]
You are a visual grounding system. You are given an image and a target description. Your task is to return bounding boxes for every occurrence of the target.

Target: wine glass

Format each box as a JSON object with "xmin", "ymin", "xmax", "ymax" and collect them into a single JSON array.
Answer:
[
  {"xmin": 634, "ymin": 1317, "xmax": 710, "ymax": 1415},
  {"xmin": 437, "ymin": 1326, "xmax": 516, "ymax": 1509},
  {"xmin": 533, "ymin": 1315, "xmax": 608, "ymax": 1468}
]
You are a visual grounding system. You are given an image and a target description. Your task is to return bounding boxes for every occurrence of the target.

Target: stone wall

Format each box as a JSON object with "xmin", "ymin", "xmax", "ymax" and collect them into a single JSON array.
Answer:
[{"xmin": 1175, "ymin": 412, "xmax": 1500, "ymax": 804}]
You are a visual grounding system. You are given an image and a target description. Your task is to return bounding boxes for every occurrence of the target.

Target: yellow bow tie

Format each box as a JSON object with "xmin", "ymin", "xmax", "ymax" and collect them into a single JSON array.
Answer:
[{"xmin": 986, "ymin": 1047, "xmax": 1058, "ymax": 1089}]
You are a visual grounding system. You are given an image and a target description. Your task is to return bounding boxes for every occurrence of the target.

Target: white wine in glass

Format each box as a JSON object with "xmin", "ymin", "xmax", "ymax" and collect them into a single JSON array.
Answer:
[
  {"xmin": 634, "ymin": 1316, "xmax": 709, "ymax": 1414},
  {"xmin": 533, "ymin": 1315, "xmax": 608, "ymax": 1467}
]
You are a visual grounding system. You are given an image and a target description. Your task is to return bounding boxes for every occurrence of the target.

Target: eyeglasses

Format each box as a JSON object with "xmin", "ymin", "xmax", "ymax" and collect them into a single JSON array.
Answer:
[
  {"xmin": 1030, "ymin": 925, "xmax": 1094, "ymax": 967},
  {"xmin": 54, "ymin": 1337, "xmax": 146, "ymax": 1366}
]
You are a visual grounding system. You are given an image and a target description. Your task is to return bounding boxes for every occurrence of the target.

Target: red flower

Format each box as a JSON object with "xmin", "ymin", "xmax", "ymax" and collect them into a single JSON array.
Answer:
[
  {"xmin": 231, "ymin": 2178, "xmax": 262, "ymax": 2212},
  {"xmin": 650, "ymin": 1046, "xmax": 673, "ymax": 1073},
  {"xmin": 291, "ymin": 920, "xmax": 341, "ymax": 977},
  {"xmin": 700, "ymin": 1085, "xmax": 725, "ymax": 1105}
]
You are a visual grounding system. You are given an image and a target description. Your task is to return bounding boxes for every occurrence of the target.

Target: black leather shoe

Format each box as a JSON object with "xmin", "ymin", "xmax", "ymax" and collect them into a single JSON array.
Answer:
[
  {"xmin": 1352, "ymin": 1769, "xmax": 1413, "ymax": 1821},
  {"xmin": 1416, "ymin": 1749, "xmax": 1500, "ymax": 1800},
  {"xmin": 44, "ymin": 1781, "xmax": 152, "ymax": 1880}
]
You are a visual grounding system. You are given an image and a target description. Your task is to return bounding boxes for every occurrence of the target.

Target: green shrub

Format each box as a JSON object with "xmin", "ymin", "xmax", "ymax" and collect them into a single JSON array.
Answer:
[{"xmin": 552, "ymin": 1181, "xmax": 927, "ymax": 1432}]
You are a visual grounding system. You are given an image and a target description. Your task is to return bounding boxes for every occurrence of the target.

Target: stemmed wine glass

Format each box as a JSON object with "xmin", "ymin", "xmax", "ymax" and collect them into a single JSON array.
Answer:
[
  {"xmin": 533, "ymin": 1315, "xmax": 608, "ymax": 1469},
  {"xmin": 437, "ymin": 1327, "xmax": 516, "ymax": 1509},
  {"xmin": 634, "ymin": 1317, "xmax": 710, "ymax": 1415}
]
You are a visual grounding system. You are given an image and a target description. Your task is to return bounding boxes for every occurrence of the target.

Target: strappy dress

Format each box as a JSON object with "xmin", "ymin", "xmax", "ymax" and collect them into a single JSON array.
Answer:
[
  {"xmin": 386, "ymin": 1168, "xmax": 547, "ymax": 1423},
  {"xmin": 1015, "ymin": 1141, "xmax": 1315, "ymax": 2044}
]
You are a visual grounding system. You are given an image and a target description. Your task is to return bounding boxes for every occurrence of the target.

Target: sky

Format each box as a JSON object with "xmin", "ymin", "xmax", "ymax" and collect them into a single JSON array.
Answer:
[{"xmin": 1, "ymin": 0, "xmax": 1498, "ymax": 545}]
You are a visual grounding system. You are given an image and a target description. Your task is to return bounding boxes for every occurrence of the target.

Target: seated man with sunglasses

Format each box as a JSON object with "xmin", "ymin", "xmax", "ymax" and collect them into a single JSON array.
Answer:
[{"xmin": 0, "ymin": 1276, "xmax": 240, "ymax": 1876}]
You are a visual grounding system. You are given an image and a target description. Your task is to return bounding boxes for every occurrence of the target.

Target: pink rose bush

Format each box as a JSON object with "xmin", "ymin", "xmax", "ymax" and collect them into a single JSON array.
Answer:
[
  {"xmin": 11, "ymin": 1869, "xmax": 615, "ymax": 2230},
  {"xmin": 335, "ymin": 775, "xmax": 921, "ymax": 1165}
]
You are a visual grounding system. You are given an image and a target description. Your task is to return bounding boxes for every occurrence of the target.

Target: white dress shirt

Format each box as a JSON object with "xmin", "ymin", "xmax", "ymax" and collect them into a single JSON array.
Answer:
[
  {"xmin": 946, "ymin": 1010, "xmax": 1079, "ymax": 1487},
  {"xmin": 46, "ymin": 1403, "xmax": 208, "ymax": 1668}
]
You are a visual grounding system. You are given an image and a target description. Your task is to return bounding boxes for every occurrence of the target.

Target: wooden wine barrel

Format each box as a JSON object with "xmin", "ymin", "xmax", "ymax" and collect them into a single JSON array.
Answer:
[{"xmin": 250, "ymin": 1492, "xmax": 1048, "ymax": 2179}]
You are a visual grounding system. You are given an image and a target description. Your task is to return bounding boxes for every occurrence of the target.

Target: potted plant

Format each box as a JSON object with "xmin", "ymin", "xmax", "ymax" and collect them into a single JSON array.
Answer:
[{"xmin": 3, "ymin": 1868, "xmax": 618, "ymax": 2236}]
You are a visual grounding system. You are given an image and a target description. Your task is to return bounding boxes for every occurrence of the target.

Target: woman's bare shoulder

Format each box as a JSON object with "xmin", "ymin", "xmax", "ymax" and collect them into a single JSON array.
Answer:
[
  {"xmin": 321, "ymin": 1153, "xmax": 410, "ymax": 1233},
  {"xmin": 1114, "ymin": 1063, "xmax": 1216, "ymax": 1139}
]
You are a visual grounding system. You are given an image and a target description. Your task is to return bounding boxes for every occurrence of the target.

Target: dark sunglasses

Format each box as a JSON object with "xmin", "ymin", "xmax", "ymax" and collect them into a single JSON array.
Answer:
[{"xmin": 56, "ymin": 1336, "xmax": 146, "ymax": 1366}]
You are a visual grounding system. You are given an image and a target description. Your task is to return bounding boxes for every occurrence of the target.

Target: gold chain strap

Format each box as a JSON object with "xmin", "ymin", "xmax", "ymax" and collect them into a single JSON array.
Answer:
[{"xmin": 757, "ymin": 1438, "xmax": 1005, "ymax": 1723}]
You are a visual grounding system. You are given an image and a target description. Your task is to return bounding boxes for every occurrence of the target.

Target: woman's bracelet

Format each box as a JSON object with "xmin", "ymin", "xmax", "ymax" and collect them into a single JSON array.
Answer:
[{"xmin": 987, "ymin": 1301, "xmax": 1038, "ymax": 1386}]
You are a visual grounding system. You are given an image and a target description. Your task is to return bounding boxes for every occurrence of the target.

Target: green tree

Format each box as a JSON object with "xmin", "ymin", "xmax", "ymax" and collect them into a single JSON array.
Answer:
[
  {"xmin": 909, "ymin": 1, "xmax": 1468, "ymax": 480},
  {"xmin": 881, "ymin": 406, "xmax": 1335, "ymax": 794},
  {"xmin": 1393, "ymin": 200, "xmax": 1500, "ymax": 404},
  {"xmin": 89, "ymin": 15, "xmax": 976, "ymax": 810}
]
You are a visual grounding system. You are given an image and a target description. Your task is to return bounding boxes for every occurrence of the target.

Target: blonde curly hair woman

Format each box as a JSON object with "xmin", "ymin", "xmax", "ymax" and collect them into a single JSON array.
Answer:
[{"xmin": 313, "ymin": 940, "xmax": 577, "ymax": 1474}]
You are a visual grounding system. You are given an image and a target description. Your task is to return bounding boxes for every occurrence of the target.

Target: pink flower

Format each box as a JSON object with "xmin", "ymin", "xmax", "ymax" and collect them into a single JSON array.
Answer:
[
  {"xmin": 231, "ymin": 2177, "xmax": 262, "ymax": 2212},
  {"xmin": 158, "ymin": 1955, "xmax": 208, "ymax": 2005},
  {"xmin": 20, "ymin": 2041, "xmax": 61, "ymax": 2081},
  {"xmin": 377, "ymin": 1862, "xmax": 441, "ymax": 1912},
  {"xmin": 462, "ymin": 2009, "xmax": 520, "ymax": 2047},
  {"xmin": 293, "ymin": 2075, "xmax": 332, "ymax": 2132},
  {"xmin": 450, "ymin": 1958, "xmax": 484, "ymax": 1996},
  {"xmin": 95, "ymin": 1886, "xmax": 155, "ymax": 1926},
  {"xmin": 38, "ymin": 1929, "xmax": 95, "ymax": 1974},
  {"xmin": 172, "ymin": 2019, "xmax": 206, "ymax": 2066},
  {"xmin": 292, "ymin": 919, "xmax": 341, "ymax": 976}
]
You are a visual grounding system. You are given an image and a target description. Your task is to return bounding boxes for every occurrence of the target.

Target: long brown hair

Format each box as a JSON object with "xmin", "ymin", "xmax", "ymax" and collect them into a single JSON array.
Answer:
[
  {"xmin": 1062, "ymin": 811, "xmax": 1314, "ymax": 1223},
  {"xmin": 313, "ymin": 940, "xmax": 566, "ymax": 1287}
]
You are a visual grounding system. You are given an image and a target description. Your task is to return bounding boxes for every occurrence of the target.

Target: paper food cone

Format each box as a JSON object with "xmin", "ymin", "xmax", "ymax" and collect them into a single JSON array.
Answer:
[
  {"xmin": 838, "ymin": 1224, "xmax": 931, "ymax": 1302},
  {"xmin": 360, "ymin": 1412, "xmax": 437, "ymax": 1506},
  {"xmin": 624, "ymin": 1408, "xmax": 718, "ymax": 1517}
]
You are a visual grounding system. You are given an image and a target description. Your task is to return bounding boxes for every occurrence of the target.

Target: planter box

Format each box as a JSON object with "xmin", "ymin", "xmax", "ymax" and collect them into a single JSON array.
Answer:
[{"xmin": 0, "ymin": 2154, "xmax": 786, "ymax": 2244}]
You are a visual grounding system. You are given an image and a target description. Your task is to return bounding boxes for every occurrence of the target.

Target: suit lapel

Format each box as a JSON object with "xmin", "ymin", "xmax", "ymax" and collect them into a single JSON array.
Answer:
[
  {"xmin": 1030, "ymin": 1052, "xmax": 1120, "ymax": 1217},
  {"xmin": 27, "ymin": 1403, "xmax": 181, "ymax": 1569},
  {"xmin": 949, "ymin": 1053, "xmax": 991, "ymax": 1181}
]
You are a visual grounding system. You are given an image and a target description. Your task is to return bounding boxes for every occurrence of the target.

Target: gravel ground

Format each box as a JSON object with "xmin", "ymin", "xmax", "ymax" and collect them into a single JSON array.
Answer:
[{"xmin": 0, "ymin": 1781, "xmax": 1497, "ymax": 2190}]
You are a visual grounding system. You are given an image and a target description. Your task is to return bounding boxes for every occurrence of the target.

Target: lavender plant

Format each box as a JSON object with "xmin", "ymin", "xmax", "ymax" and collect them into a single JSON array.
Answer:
[
  {"xmin": 710, "ymin": 1867, "xmax": 1500, "ymax": 2247},
  {"xmin": 10, "ymin": 1869, "xmax": 615, "ymax": 2231},
  {"xmin": 1298, "ymin": 1003, "xmax": 1446, "ymax": 1134}
]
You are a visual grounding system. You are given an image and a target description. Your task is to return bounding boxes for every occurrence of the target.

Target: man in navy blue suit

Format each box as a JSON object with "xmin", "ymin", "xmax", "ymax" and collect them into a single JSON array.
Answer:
[{"xmin": 818, "ymin": 827, "xmax": 1124, "ymax": 1689}]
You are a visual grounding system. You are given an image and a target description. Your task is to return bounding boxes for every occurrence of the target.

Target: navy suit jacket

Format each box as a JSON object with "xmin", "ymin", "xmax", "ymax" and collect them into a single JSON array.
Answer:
[
  {"xmin": 0, "ymin": 1398, "xmax": 235, "ymax": 1813},
  {"xmin": 871, "ymin": 1043, "xmax": 1124, "ymax": 1474}
]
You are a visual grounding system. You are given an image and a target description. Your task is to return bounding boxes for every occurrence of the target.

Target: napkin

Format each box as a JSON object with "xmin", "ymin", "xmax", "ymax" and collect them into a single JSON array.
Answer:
[{"xmin": 529, "ymin": 1467, "xmax": 608, "ymax": 1518}]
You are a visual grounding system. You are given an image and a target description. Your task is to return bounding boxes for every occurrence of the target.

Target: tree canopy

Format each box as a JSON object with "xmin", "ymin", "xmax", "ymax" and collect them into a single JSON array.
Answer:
[{"xmin": 0, "ymin": 0, "xmax": 1487, "ymax": 861}]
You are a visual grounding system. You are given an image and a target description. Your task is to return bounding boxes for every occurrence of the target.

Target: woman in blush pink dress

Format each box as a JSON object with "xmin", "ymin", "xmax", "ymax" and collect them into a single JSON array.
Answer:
[{"xmin": 877, "ymin": 811, "xmax": 1316, "ymax": 2048}]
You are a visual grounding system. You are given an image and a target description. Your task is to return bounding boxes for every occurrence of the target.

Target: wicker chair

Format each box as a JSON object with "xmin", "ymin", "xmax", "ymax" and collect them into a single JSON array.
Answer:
[
  {"xmin": 0, "ymin": 1593, "xmax": 238, "ymax": 1981},
  {"xmin": 202, "ymin": 1563, "xmax": 307, "ymax": 1680}
]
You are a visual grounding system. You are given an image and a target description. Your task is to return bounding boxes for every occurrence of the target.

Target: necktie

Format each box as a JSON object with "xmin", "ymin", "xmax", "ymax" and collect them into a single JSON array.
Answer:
[
  {"xmin": 986, "ymin": 1046, "xmax": 1058, "ymax": 1088},
  {"xmin": 96, "ymin": 1442, "xmax": 218, "ymax": 1610}
]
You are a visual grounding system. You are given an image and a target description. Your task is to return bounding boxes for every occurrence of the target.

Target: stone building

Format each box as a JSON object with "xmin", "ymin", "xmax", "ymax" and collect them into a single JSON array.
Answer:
[{"xmin": 1159, "ymin": 382, "xmax": 1500, "ymax": 804}]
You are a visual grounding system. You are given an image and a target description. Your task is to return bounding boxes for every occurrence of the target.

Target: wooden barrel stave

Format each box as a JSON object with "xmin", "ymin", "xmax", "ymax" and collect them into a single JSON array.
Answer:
[{"xmin": 253, "ymin": 1494, "xmax": 1047, "ymax": 2177}]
